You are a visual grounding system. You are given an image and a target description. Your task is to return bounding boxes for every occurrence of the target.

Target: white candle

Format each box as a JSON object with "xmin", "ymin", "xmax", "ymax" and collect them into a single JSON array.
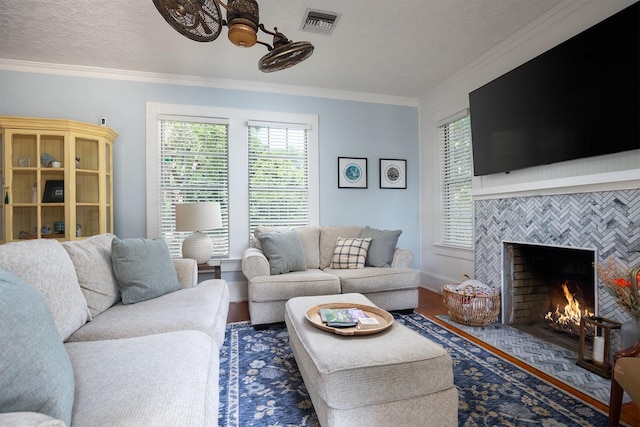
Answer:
[{"xmin": 592, "ymin": 336, "xmax": 605, "ymax": 364}]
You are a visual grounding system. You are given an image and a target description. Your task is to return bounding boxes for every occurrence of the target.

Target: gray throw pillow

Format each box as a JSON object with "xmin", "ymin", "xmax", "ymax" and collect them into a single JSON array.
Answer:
[
  {"xmin": 359, "ymin": 226, "xmax": 402, "ymax": 267},
  {"xmin": 0, "ymin": 269, "xmax": 74, "ymax": 426},
  {"xmin": 111, "ymin": 237, "xmax": 181, "ymax": 304},
  {"xmin": 257, "ymin": 230, "xmax": 307, "ymax": 275}
]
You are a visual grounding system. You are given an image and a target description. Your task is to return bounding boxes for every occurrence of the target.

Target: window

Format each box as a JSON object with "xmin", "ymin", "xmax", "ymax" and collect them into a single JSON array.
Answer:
[
  {"xmin": 146, "ymin": 102, "xmax": 319, "ymax": 260},
  {"xmin": 439, "ymin": 111, "xmax": 473, "ymax": 249},
  {"xmin": 248, "ymin": 122, "xmax": 311, "ymax": 241},
  {"xmin": 156, "ymin": 118, "xmax": 229, "ymax": 258}
]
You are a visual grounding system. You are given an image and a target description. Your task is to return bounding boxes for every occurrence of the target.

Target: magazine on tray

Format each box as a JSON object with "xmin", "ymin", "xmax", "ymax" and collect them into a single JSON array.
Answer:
[{"xmin": 319, "ymin": 308, "xmax": 378, "ymax": 328}]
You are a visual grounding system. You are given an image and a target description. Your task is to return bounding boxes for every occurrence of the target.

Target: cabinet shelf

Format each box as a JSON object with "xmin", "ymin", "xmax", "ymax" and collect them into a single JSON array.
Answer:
[
  {"xmin": 1, "ymin": 116, "xmax": 117, "ymax": 243},
  {"xmin": 19, "ymin": 233, "xmax": 65, "ymax": 240}
]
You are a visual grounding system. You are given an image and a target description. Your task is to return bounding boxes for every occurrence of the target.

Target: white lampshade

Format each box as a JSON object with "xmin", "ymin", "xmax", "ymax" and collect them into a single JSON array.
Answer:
[
  {"xmin": 176, "ymin": 202, "xmax": 222, "ymax": 232},
  {"xmin": 175, "ymin": 202, "xmax": 222, "ymax": 264}
]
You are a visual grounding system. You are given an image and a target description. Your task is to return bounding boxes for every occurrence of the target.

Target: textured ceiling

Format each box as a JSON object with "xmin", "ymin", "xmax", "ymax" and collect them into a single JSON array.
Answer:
[{"xmin": 0, "ymin": 0, "xmax": 563, "ymax": 99}]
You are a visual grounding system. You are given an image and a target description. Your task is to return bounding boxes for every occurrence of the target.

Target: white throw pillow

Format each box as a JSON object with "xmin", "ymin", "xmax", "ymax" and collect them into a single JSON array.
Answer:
[
  {"xmin": 62, "ymin": 234, "xmax": 120, "ymax": 317},
  {"xmin": 0, "ymin": 239, "xmax": 90, "ymax": 341}
]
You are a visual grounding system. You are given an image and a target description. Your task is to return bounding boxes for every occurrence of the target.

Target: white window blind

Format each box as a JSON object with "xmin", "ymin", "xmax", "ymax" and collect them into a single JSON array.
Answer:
[
  {"xmin": 248, "ymin": 123, "xmax": 310, "ymax": 242},
  {"xmin": 158, "ymin": 119, "xmax": 229, "ymax": 257},
  {"xmin": 439, "ymin": 113, "xmax": 473, "ymax": 249}
]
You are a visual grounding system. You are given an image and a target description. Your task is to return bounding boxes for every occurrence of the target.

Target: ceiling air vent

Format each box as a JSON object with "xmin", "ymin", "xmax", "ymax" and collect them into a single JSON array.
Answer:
[{"xmin": 302, "ymin": 9, "xmax": 340, "ymax": 35}]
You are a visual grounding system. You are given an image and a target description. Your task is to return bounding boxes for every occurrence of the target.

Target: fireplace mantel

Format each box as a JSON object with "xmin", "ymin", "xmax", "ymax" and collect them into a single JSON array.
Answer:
[{"xmin": 472, "ymin": 170, "xmax": 639, "ymax": 200}]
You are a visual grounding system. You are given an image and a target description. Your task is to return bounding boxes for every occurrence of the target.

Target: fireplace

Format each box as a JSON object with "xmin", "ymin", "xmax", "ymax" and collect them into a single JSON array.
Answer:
[
  {"xmin": 502, "ymin": 242, "xmax": 596, "ymax": 350},
  {"xmin": 474, "ymin": 189, "xmax": 640, "ymax": 352}
]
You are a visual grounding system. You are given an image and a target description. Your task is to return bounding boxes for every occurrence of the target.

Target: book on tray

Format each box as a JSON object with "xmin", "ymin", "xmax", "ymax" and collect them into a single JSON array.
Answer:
[{"xmin": 318, "ymin": 308, "xmax": 380, "ymax": 328}]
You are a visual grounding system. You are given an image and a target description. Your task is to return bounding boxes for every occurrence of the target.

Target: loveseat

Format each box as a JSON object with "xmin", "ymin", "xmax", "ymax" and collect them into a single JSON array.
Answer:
[
  {"xmin": 0, "ymin": 234, "xmax": 229, "ymax": 427},
  {"xmin": 242, "ymin": 225, "xmax": 418, "ymax": 327}
]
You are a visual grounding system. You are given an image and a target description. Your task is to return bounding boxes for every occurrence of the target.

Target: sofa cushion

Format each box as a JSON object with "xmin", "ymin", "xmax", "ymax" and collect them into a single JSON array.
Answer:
[
  {"xmin": 328, "ymin": 267, "xmax": 419, "ymax": 293},
  {"xmin": 329, "ymin": 237, "xmax": 372, "ymax": 269},
  {"xmin": 0, "ymin": 270, "xmax": 74, "ymax": 426},
  {"xmin": 62, "ymin": 233, "xmax": 120, "ymax": 317},
  {"xmin": 65, "ymin": 330, "xmax": 218, "ymax": 427},
  {"xmin": 67, "ymin": 279, "xmax": 230, "ymax": 349},
  {"xmin": 295, "ymin": 226, "xmax": 321, "ymax": 269},
  {"xmin": 111, "ymin": 237, "xmax": 181, "ymax": 304},
  {"xmin": 0, "ymin": 239, "xmax": 90, "ymax": 341},
  {"xmin": 319, "ymin": 226, "xmax": 363, "ymax": 269},
  {"xmin": 257, "ymin": 230, "xmax": 307, "ymax": 275},
  {"xmin": 249, "ymin": 270, "xmax": 341, "ymax": 302}
]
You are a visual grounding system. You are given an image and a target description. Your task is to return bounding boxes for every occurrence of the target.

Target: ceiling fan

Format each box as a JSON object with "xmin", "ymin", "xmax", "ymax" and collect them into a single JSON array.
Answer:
[{"xmin": 152, "ymin": 0, "xmax": 314, "ymax": 73}]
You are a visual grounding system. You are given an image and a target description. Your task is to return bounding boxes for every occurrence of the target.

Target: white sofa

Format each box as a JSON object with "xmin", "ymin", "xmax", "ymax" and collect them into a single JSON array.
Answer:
[
  {"xmin": 242, "ymin": 226, "xmax": 418, "ymax": 327},
  {"xmin": 0, "ymin": 234, "xmax": 229, "ymax": 427}
]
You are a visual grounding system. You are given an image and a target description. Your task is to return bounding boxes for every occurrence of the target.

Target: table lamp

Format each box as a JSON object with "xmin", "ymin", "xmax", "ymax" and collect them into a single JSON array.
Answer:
[{"xmin": 175, "ymin": 202, "xmax": 222, "ymax": 264}]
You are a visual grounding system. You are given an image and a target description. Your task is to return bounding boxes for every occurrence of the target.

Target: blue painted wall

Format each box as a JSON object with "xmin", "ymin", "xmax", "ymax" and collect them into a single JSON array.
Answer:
[{"xmin": 0, "ymin": 70, "xmax": 420, "ymax": 263}]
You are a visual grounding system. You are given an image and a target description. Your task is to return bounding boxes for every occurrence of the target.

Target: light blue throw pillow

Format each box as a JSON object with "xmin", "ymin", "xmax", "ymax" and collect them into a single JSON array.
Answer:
[
  {"xmin": 0, "ymin": 269, "xmax": 74, "ymax": 426},
  {"xmin": 359, "ymin": 226, "xmax": 403, "ymax": 267},
  {"xmin": 111, "ymin": 237, "xmax": 181, "ymax": 304},
  {"xmin": 257, "ymin": 230, "xmax": 307, "ymax": 275}
]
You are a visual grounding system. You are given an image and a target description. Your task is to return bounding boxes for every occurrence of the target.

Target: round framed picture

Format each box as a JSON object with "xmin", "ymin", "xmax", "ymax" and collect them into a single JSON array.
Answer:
[
  {"xmin": 338, "ymin": 157, "xmax": 368, "ymax": 188},
  {"xmin": 380, "ymin": 159, "xmax": 406, "ymax": 189}
]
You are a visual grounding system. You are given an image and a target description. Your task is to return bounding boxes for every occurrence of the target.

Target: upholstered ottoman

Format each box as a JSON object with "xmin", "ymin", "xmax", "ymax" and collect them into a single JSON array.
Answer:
[{"xmin": 284, "ymin": 293, "xmax": 458, "ymax": 427}]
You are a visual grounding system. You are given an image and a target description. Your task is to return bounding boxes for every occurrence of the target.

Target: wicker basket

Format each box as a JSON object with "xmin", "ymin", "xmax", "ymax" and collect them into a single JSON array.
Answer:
[{"xmin": 442, "ymin": 275, "xmax": 501, "ymax": 327}]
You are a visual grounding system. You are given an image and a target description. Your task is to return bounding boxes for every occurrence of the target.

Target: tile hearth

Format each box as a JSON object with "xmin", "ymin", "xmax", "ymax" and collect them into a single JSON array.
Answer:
[{"xmin": 437, "ymin": 315, "xmax": 613, "ymax": 403}]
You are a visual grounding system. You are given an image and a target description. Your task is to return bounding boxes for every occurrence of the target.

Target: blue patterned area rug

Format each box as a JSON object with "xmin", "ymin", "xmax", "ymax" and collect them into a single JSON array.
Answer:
[{"xmin": 218, "ymin": 313, "xmax": 612, "ymax": 426}]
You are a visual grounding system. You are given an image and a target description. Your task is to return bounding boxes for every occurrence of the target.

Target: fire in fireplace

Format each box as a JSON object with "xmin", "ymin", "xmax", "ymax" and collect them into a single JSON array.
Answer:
[
  {"xmin": 544, "ymin": 281, "xmax": 595, "ymax": 335},
  {"xmin": 502, "ymin": 242, "xmax": 596, "ymax": 349}
]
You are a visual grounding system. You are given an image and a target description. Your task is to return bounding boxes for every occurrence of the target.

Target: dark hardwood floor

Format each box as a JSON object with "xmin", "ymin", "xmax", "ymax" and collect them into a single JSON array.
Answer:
[{"xmin": 226, "ymin": 288, "xmax": 639, "ymax": 426}]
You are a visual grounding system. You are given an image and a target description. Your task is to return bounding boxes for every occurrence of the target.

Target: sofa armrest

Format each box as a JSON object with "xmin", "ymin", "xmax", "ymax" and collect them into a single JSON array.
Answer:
[
  {"xmin": 391, "ymin": 247, "xmax": 414, "ymax": 268},
  {"xmin": 242, "ymin": 248, "xmax": 270, "ymax": 280},
  {"xmin": 173, "ymin": 258, "xmax": 198, "ymax": 288}
]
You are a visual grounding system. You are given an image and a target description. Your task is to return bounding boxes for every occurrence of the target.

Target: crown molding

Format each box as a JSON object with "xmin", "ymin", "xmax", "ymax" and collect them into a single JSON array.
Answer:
[{"xmin": 0, "ymin": 58, "xmax": 418, "ymax": 108}]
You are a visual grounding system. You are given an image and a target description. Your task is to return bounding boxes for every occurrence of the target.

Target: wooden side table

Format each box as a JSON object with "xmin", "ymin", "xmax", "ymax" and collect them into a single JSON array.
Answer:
[{"xmin": 197, "ymin": 259, "xmax": 221, "ymax": 280}]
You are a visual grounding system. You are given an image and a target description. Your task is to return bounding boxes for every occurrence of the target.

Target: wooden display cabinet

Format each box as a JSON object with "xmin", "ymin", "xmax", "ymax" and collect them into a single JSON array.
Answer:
[{"xmin": 0, "ymin": 117, "xmax": 117, "ymax": 243}]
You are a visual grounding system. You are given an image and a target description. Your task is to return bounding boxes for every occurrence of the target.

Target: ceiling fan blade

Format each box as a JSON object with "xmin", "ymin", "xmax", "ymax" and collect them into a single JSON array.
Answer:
[{"xmin": 153, "ymin": 0, "xmax": 223, "ymax": 42}]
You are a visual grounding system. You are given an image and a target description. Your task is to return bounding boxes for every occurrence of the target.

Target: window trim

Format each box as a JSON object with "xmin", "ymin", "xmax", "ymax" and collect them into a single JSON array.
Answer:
[
  {"xmin": 146, "ymin": 102, "xmax": 319, "ymax": 260},
  {"xmin": 437, "ymin": 108, "xmax": 474, "ymax": 251}
]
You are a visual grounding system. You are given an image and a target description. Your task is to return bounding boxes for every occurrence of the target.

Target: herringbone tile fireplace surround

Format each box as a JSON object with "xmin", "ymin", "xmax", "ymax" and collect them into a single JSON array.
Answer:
[{"xmin": 474, "ymin": 189, "xmax": 640, "ymax": 331}]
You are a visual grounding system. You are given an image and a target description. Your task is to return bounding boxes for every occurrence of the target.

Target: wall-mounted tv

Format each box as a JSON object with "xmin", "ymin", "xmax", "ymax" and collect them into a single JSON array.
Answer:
[{"xmin": 469, "ymin": 2, "xmax": 639, "ymax": 176}]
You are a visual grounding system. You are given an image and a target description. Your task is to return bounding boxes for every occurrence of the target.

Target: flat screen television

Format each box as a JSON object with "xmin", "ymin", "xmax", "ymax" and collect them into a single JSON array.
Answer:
[{"xmin": 469, "ymin": 1, "xmax": 639, "ymax": 176}]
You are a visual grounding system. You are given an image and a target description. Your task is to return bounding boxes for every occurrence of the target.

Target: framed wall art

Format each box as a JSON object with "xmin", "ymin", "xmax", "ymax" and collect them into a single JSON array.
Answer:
[
  {"xmin": 338, "ymin": 157, "xmax": 367, "ymax": 188},
  {"xmin": 42, "ymin": 180, "xmax": 64, "ymax": 203},
  {"xmin": 379, "ymin": 159, "xmax": 406, "ymax": 189}
]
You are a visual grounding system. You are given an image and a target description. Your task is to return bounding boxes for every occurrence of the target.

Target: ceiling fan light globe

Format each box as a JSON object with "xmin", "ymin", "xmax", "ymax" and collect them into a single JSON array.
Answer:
[{"xmin": 228, "ymin": 23, "xmax": 258, "ymax": 47}]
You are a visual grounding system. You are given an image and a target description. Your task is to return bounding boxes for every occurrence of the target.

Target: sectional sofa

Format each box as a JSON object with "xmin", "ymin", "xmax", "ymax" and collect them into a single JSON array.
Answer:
[
  {"xmin": 0, "ymin": 234, "xmax": 229, "ymax": 426},
  {"xmin": 242, "ymin": 225, "xmax": 419, "ymax": 327}
]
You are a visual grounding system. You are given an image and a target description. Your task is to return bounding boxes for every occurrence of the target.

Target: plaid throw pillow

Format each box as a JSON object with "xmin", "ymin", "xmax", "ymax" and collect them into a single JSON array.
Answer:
[{"xmin": 329, "ymin": 237, "xmax": 372, "ymax": 269}]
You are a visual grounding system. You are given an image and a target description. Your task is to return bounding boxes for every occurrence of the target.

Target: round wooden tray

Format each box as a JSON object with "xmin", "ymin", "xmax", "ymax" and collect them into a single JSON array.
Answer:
[{"xmin": 305, "ymin": 302, "xmax": 394, "ymax": 336}]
